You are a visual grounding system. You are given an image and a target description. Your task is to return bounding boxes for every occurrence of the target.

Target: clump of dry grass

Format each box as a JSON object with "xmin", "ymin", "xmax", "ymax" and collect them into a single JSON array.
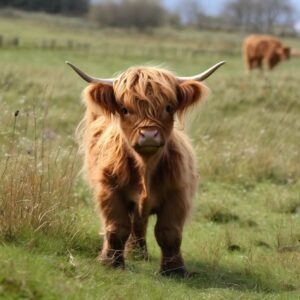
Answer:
[{"xmin": 0, "ymin": 104, "xmax": 79, "ymax": 240}]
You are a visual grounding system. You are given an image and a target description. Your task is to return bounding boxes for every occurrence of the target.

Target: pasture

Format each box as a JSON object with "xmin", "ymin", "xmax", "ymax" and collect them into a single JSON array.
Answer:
[{"xmin": 0, "ymin": 10, "xmax": 300, "ymax": 299}]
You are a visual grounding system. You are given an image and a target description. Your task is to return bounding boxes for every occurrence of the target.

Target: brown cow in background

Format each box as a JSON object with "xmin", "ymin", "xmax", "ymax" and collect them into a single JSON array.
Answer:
[
  {"xmin": 243, "ymin": 34, "xmax": 290, "ymax": 71},
  {"xmin": 67, "ymin": 61, "xmax": 225, "ymax": 277}
]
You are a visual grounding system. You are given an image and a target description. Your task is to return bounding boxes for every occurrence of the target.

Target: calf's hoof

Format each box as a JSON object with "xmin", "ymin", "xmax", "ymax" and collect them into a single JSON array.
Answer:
[
  {"xmin": 159, "ymin": 267, "xmax": 194, "ymax": 278},
  {"xmin": 98, "ymin": 252, "xmax": 125, "ymax": 269}
]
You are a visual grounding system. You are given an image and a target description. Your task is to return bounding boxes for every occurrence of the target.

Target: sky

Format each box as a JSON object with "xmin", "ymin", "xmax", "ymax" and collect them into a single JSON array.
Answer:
[
  {"xmin": 92, "ymin": 0, "xmax": 300, "ymax": 15},
  {"xmin": 163, "ymin": 0, "xmax": 300, "ymax": 15},
  {"xmin": 163, "ymin": 0, "xmax": 226, "ymax": 15},
  {"xmin": 163, "ymin": 0, "xmax": 300, "ymax": 30},
  {"xmin": 91, "ymin": 0, "xmax": 300, "ymax": 30}
]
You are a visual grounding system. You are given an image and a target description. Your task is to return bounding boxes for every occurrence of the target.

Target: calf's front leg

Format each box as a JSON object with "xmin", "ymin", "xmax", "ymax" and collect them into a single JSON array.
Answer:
[
  {"xmin": 154, "ymin": 196, "xmax": 189, "ymax": 277},
  {"xmin": 97, "ymin": 191, "xmax": 131, "ymax": 268}
]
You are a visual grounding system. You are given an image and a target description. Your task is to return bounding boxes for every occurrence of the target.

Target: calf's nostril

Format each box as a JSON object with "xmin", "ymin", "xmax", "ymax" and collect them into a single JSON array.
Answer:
[{"xmin": 140, "ymin": 130, "xmax": 146, "ymax": 138}]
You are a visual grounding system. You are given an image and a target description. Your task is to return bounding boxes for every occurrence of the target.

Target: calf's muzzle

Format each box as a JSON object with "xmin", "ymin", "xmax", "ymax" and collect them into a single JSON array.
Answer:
[{"xmin": 134, "ymin": 127, "xmax": 163, "ymax": 154}]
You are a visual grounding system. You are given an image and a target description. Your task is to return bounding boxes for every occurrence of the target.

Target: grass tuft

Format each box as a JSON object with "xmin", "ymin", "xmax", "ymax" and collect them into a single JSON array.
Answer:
[{"xmin": 0, "ymin": 101, "xmax": 80, "ymax": 241}]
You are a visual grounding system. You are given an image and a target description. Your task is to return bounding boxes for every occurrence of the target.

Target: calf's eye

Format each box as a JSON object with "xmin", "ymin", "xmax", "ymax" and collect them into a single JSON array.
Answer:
[
  {"xmin": 121, "ymin": 107, "xmax": 129, "ymax": 115},
  {"xmin": 165, "ymin": 105, "xmax": 173, "ymax": 113}
]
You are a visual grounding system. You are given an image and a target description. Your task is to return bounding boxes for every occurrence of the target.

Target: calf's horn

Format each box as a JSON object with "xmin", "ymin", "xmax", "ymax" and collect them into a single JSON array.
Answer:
[
  {"xmin": 65, "ymin": 61, "xmax": 114, "ymax": 84},
  {"xmin": 177, "ymin": 61, "xmax": 226, "ymax": 81},
  {"xmin": 66, "ymin": 60, "xmax": 225, "ymax": 84}
]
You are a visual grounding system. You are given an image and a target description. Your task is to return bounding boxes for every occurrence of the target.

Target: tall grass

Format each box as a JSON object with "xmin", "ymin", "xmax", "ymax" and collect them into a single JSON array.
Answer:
[
  {"xmin": 189, "ymin": 74, "xmax": 300, "ymax": 186},
  {"xmin": 0, "ymin": 100, "xmax": 79, "ymax": 240}
]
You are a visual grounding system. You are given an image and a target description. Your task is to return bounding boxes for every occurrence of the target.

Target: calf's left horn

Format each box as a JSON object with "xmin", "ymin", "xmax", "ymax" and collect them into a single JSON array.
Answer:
[
  {"xmin": 177, "ymin": 61, "xmax": 226, "ymax": 82},
  {"xmin": 65, "ymin": 61, "xmax": 114, "ymax": 85}
]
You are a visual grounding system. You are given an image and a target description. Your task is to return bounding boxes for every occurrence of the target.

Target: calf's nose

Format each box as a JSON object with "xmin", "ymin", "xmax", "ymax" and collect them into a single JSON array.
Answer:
[
  {"xmin": 140, "ymin": 128, "xmax": 158, "ymax": 139},
  {"xmin": 138, "ymin": 128, "xmax": 161, "ymax": 147}
]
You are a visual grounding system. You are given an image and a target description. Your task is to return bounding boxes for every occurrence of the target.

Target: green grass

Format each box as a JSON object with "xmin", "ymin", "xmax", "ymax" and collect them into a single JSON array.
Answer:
[{"xmin": 1, "ymin": 10, "xmax": 300, "ymax": 299}]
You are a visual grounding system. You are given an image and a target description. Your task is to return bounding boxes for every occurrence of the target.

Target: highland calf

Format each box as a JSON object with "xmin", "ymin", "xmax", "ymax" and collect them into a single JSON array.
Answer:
[
  {"xmin": 67, "ymin": 61, "xmax": 225, "ymax": 277},
  {"xmin": 243, "ymin": 34, "xmax": 290, "ymax": 71}
]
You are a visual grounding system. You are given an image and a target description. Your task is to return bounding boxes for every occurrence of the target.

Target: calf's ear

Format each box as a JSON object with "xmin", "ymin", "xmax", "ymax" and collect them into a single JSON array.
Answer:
[
  {"xmin": 176, "ymin": 81, "xmax": 208, "ymax": 113},
  {"xmin": 85, "ymin": 83, "xmax": 118, "ymax": 115},
  {"xmin": 283, "ymin": 47, "xmax": 291, "ymax": 58}
]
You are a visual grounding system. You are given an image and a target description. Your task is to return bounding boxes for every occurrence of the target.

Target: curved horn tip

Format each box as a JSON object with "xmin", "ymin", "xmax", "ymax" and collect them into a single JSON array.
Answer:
[
  {"xmin": 65, "ymin": 61, "xmax": 95, "ymax": 83},
  {"xmin": 65, "ymin": 61, "xmax": 115, "ymax": 85},
  {"xmin": 213, "ymin": 61, "xmax": 226, "ymax": 68},
  {"xmin": 177, "ymin": 60, "xmax": 226, "ymax": 82},
  {"xmin": 65, "ymin": 61, "xmax": 76, "ymax": 70}
]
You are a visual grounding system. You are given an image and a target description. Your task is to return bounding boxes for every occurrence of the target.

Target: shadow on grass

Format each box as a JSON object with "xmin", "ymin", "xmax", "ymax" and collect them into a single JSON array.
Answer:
[
  {"xmin": 2, "ymin": 233, "xmax": 297, "ymax": 294},
  {"xmin": 164, "ymin": 259, "xmax": 295, "ymax": 294}
]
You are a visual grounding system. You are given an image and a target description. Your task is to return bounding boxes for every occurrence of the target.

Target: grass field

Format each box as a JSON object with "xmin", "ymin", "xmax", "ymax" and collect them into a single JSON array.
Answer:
[{"xmin": 0, "ymin": 10, "xmax": 300, "ymax": 299}]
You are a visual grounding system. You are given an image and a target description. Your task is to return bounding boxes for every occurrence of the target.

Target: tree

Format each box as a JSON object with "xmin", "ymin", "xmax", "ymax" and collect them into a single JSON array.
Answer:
[
  {"xmin": 176, "ymin": 0, "xmax": 204, "ymax": 25},
  {"xmin": 0, "ymin": 0, "xmax": 89, "ymax": 15},
  {"xmin": 90, "ymin": 0, "xmax": 167, "ymax": 30},
  {"xmin": 222, "ymin": 0, "xmax": 297, "ymax": 34}
]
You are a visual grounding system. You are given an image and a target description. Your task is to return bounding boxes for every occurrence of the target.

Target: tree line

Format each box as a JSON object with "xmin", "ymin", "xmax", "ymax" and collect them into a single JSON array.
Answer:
[
  {"xmin": 222, "ymin": 0, "xmax": 297, "ymax": 34},
  {"xmin": 0, "ymin": 0, "xmax": 298, "ymax": 35},
  {"xmin": 175, "ymin": 0, "xmax": 297, "ymax": 35},
  {"xmin": 0, "ymin": 0, "xmax": 89, "ymax": 15},
  {"xmin": 90, "ymin": 0, "xmax": 167, "ymax": 30}
]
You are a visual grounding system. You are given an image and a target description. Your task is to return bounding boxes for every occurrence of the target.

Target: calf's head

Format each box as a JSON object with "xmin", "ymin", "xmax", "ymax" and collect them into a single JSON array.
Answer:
[
  {"xmin": 67, "ymin": 61, "xmax": 225, "ymax": 157},
  {"xmin": 277, "ymin": 46, "xmax": 291, "ymax": 61}
]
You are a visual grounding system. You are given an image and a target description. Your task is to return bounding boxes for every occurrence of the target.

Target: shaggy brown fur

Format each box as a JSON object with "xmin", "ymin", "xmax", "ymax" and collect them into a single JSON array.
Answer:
[
  {"xmin": 77, "ymin": 66, "xmax": 208, "ymax": 276},
  {"xmin": 243, "ymin": 34, "xmax": 290, "ymax": 71}
]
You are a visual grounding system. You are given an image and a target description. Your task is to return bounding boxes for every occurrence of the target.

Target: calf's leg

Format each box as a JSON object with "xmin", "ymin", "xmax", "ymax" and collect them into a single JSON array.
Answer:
[
  {"xmin": 98, "ymin": 192, "xmax": 131, "ymax": 268},
  {"xmin": 127, "ymin": 211, "xmax": 149, "ymax": 260},
  {"xmin": 154, "ymin": 197, "xmax": 189, "ymax": 277}
]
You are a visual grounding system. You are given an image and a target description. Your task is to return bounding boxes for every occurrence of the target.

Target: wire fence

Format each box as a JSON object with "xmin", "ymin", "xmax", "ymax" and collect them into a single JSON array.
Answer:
[{"xmin": 0, "ymin": 34, "xmax": 241, "ymax": 59}]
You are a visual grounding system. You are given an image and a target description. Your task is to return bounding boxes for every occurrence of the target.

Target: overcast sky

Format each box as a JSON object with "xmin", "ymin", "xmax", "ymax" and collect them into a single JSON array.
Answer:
[
  {"xmin": 163, "ymin": 0, "xmax": 300, "ymax": 30},
  {"xmin": 91, "ymin": 0, "xmax": 300, "ymax": 30},
  {"xmin": 163, "ymin": 0, "xmax": 225, "ymax": 15},
  {"xmin": 163, "ymin": 0, "xmax": 300, "ymax": 16},
  {"xmin": 91, "ymin": 0, "xmax": 300, "ymax": 15}
]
